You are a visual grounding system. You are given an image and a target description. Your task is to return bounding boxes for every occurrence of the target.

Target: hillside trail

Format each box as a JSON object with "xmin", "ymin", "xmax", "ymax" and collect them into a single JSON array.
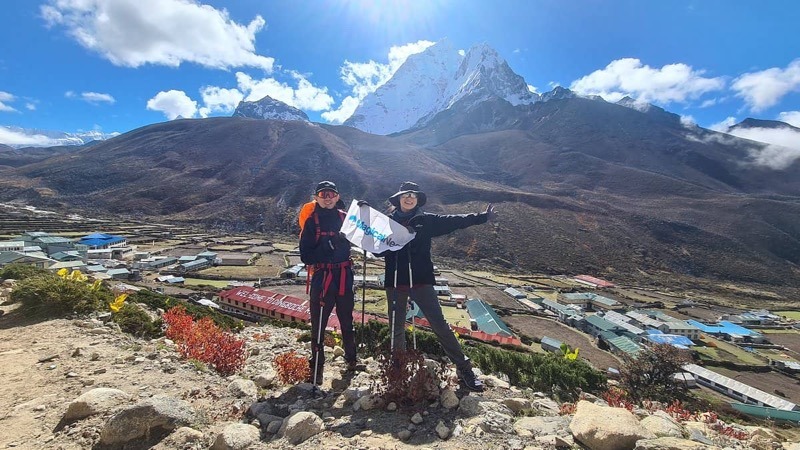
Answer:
[{"xmin": 0, "ymin": 303, "xmax": 523, "ymax": 450}]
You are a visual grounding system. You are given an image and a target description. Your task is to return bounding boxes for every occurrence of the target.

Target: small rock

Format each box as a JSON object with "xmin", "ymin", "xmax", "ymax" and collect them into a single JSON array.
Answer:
[
  {"xmin": 386, "ymin": 402, "xmax": 397, "ymax": 411},
  {"xmin": 411, "ymin": 413, "xmax": 424, "ymax": 425},
  {"xmin": 435, "ymin": 420, "xmax": 450, "ymax": 439},
  {"xmin": 397, "ymin": 429, "xmax": 412, "ymax": 441}
]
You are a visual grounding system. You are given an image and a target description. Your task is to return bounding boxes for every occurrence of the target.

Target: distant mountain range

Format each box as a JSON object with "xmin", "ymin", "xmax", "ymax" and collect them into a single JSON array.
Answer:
[
  {"xmin": 0, "ymin": 126, "xmax": 118, "ymax": 149},
  {"xmin": 1, "ymin": 42, "xmax": 799, "ymax": 293}
]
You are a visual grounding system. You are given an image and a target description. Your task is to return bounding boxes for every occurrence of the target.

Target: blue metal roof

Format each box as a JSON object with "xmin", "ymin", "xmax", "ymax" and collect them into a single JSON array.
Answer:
[
  {"xmin": 644, "ymin": 334, "xmax": 694, "ymax": 347},
  {"xmin": 78, "ymin": 233, "xmax": 125, "ymax": 248},
  {"xmin": 687, "ymin": 320, "xmax": 761, "ymax": 337}
]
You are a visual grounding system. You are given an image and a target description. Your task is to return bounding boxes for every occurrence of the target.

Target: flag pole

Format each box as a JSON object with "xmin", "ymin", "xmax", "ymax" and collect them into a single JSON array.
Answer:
[{"xmin": 361, "ymin": 249, "xmax": 367, "ymax": 329}]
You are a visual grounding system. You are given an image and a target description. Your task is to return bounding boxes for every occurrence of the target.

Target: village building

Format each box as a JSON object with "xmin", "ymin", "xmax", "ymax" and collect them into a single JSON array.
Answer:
[
  {"xmin": 280, "ymin": 264, "xmax": 305, "ymax": 279},
  {"xmin": 540, "ymin": 336, "xmax": 564, "ymax": 354},
  {"xmin": 541, "ymin": 299, "xmax": 583, "ymax": 324},
  {"xmin": 599, "ymin": 331, "xmax": 642, "ymax": 357},
  {"xmin": 48, "ymin": 261, "xmax": 87, "ymax": 271},
  {"xmin": 0, "ymin": 241, "xmax": 25, "ymax": 252},
  {"xmin": 178, "ymin": 258, "xmax": 212, "ymax": 273},
  {"xmin": 683, "ymin": 363, "xmax": 798, "ymax": 411},
  {"xmin": 77, "ymin": 233, "xmax": 128, "ymax": 249},
  {"xmin": 583, "ymin": 314, "xmax": 627, "ymax": 337},
  {"xmin": 573, "ymin": 274, "xmax": 615, "ymax": 288},
  {"xmin": 558, "ymin": 292, "xmax": 623, "ymax": 312},
  {"xmin": 434, "ymin": 285, "xmax": 452, "ymax": 297},
  {"xmin": 216, "ymin": 253, "xmax": 256, "ymax": 266},
  {"xmin": 464, "ymin": 299, "xmax": 514, "ymax": 337},
  {"xmin": 0, "ymin": 251, "xmax": 54, "ymax": 269},
  {"xmin": 687, "ymin": 320, "xmax": 765, "ymax": 343},
  {"xmin": 503, "ymin": 287, "xmax": 526, "ymax": 300}
]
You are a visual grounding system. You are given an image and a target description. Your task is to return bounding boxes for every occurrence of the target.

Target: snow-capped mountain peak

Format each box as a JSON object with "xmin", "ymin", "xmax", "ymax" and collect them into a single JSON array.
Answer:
[
  {"xmin": 232, "ymin": 96, "xmax": 309, "ymax": 121},
  {"xmin": 343, "ymin": 41, "xmax": 538, "ymax": 135}
]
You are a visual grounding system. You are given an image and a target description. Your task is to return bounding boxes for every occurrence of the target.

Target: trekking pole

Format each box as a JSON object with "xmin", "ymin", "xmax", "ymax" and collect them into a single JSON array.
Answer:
[
  {"xmin": 312, "ymin": 300, "xmax": 325, "ymax": 392},
  {"xmin": 408, "ymin": 255, "xmax": 417, "ymax": 350},
  {"xmin": 390, "ymin": 253, "xmax": 399, "ymax": 353}
]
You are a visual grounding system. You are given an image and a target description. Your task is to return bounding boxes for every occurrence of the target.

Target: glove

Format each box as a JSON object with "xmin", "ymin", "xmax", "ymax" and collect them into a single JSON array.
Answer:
[
  {"xmin": 485, "ymin": 203, "xmax": 498, "ymax": 222},
  {"xmin": 356, "ymin": 199, "xmax": 370, "ymax": 207}
]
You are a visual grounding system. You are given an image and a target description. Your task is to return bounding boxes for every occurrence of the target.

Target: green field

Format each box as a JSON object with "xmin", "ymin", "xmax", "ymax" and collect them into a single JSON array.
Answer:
[
  {"xmin": 695, "ymin": 338, "xmax": 769, "ymax": 366},
  {"xmin": 775, "ymin": 310, "xmax": 800, "ymax": 320},
  {"xmin": 182, "ymin": 278, "xmax": 233, "ymax": 288}
]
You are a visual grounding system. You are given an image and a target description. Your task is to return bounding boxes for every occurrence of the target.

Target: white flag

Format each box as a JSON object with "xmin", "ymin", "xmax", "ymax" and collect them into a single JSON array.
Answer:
[{"xmin": 340, "ymin": 200, "xmax": 415, "ymax": 254}]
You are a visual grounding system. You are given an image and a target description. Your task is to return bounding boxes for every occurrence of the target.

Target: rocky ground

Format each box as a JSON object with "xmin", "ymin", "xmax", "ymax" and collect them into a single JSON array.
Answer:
[{"xmin": 1, "ymin": 301, "xmax": 799, "ymax": 450}]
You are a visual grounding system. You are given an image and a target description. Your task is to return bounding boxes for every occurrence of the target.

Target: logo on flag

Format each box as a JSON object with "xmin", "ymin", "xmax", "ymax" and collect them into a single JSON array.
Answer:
[{"xmin": 340, "ymin": 200, "xmax": 415, "ymax": 254}]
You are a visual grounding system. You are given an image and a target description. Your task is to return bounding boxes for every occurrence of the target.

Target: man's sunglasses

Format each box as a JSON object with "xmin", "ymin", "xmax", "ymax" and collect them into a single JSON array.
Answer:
[
  {"xmin": 316, "ymin": 190, "xmax": 339, "ymax": 199},
  {"xmin": 401, "ymin": 192, "xmax": 418, "ymax": 199}
]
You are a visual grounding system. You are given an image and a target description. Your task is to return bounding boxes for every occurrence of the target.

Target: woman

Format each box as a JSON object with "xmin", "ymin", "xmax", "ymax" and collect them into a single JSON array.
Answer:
[
  {"xmin": 299, "ymin": 181, "xmax": 357, "ymax": 386},
  {"xmin": 380, "ymin": 181, "xmax": 496, "ymax": 392}
]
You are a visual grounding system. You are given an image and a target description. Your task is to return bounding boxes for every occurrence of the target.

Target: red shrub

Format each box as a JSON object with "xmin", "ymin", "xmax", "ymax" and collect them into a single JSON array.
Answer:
[
  {"xmin": 164, "ymin": 306, "xmax": 247, "ymax": 376},
  {"xmin": 274, "ymin": 351, "xmax": 310, "ymax": 385}
]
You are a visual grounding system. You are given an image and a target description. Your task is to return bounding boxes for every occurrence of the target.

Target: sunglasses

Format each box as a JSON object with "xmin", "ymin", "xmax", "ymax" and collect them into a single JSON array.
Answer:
[
  {"xmin": 316, "ymin": 190, "xmax": 339, "ymax": 199},
  {"xmin": 401, "ymin": 192, "xmax": 418, "ymax": 199}
]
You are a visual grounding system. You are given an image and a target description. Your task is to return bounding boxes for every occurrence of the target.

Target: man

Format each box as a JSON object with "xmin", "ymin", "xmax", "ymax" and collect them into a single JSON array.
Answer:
[
  {"xmin": 380, "ymin": 181, "xmax": 497, "ymax": 392},
  {"xmin": 299, "ymin": 181, "xmax": 357, "ymax": 385}
]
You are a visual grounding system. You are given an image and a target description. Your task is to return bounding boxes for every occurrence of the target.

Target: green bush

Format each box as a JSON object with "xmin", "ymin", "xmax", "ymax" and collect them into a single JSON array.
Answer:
[
  {"xmin": 0, "ymin": 264, "xmax": 48, "ymax": 281},
  {"xmin": 465, "ymin": 343, "xmax": 606, "ymax": 400},
  {"xmin": 11, "ymin": 274, "xmax": 111, "ymax": 316},
  {"xmin": 112, "ymin": 303, "xmax": 163, "ymax": 339}
]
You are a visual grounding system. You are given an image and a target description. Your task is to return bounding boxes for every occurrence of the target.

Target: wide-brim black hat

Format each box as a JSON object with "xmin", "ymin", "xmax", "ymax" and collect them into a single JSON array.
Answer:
[{"xmin": 388, "ymin": 181, "xmax": 427, "ymax": 208}]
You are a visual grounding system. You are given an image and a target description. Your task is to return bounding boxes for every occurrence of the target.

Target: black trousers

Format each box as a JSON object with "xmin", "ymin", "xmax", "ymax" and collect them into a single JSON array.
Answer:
[{"xmin": 309, "ymin": 280, "xmax": 356, "ymax": 368}]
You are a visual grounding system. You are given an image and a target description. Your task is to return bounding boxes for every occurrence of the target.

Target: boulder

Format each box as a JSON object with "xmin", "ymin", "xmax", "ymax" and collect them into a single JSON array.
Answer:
[
  {"xmin": 211, "ymin": 423, "xmax": 261, "ymax": 450},
  {"xmin": 569, "ymin": 400, "xmax": 656, "ymax": 450},
  {"xmin": 63, "ymin": 388, "xmax": 131, "ymax": 421},
  {"xmin": 278, "ymin": 411, "xmax": 324, "ymax": 445},
  {"xmin": 98, "ymin": 395, "xmax": 195, "ymax": 447}
]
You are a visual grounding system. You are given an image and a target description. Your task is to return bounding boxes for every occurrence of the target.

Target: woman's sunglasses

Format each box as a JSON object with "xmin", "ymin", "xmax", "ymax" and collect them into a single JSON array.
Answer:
[
  {"xmin": 401, "ymin": 192, "xmax": 418, "ymax": 199},
  {"xmin": 316, "ymin": 190, "xmax": 338, "ymax": 199}
]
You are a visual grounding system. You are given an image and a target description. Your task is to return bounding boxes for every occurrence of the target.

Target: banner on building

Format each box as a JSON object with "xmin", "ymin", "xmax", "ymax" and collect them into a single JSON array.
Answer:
[{"xmin": 340, "ymin": 200, "xmax": 415, "ymax": 254}]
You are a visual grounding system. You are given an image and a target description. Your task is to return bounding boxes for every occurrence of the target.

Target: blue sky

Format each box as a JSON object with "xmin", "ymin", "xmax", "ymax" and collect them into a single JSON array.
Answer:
[{"xmin": 1, "ymin": 0, "xmax": 800, "ymax": 149}]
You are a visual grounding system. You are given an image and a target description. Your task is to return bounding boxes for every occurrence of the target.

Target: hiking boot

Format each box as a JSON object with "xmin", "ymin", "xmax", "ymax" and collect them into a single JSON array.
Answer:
[{"xmin": 457, "ymin": 369, "xmax": 484, "ymax": 392}]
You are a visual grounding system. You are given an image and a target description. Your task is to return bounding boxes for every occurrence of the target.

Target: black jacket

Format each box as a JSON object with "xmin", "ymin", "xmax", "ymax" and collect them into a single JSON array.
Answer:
[
  {"xmin": 381, "ymin": 208, "xmax": 488, "ymax": 288},
  {"xmin": 299, "ymin": 205, "xmax": 353, "ymax": 292}
]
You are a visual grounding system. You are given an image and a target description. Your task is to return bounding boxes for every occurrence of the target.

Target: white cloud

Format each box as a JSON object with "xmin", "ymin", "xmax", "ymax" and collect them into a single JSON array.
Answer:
[
  {"xmin": 708, "ymin": 116, "xmax": 737, "ymax": 132},
  {"xmin": 0, "ymin": 91, "xmax": 18, "ymax": 112},
  {"xmin": 25, "ymin": 103, "xmax": 36, "ymax": 111},
  {"xmin": 727, "ymin": 126, "xmax": 800, "ymax": 170},
  {"xmin": 680, "ymin": 115, "xmax": 696, "ymax": 128},
  {"xmin": 778, "ymin": 111, "xmax": 800, "ymax": 128},
  {"xmin": 527, "ymin": 84, "xmax": 539, "ymax": 94},
  {"xmin": 0, "ymin": 127, "xmax": 59, "ymax": 146},
  {"xmin": 235, "ymin": 72, "xmax": 333, "ymax": 111},
  {"xmin": 570, "ymin": 58, "xmax": 725, "ymax": 105},
  {"xmin": 81, "ymin": 92, "xmax": 115, "ymax": 104},
  {"xmin": 66, "ymin": 91, "xmax": 115, "ymax": 104},
  {"xmin": 322, "ymin": 40, "xmax": 435, "ymax": 123},
  {"xmin": 146, "ymin": 90, "xmax": 198, "ymax": 120},
  {"xmin": 699, "ymin": 98, "xmax": 717, "ymax": 108},
  {"xmin": 197, "ymin": 86, "xmax": 243, "ymax": 118},
  {"xmin": 41, "ymin": 0, "xmax": 273, "ymax": 71},
  {"xmin": 732, "ymin": 59, "xmax": 800, "ymax": 112}
]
